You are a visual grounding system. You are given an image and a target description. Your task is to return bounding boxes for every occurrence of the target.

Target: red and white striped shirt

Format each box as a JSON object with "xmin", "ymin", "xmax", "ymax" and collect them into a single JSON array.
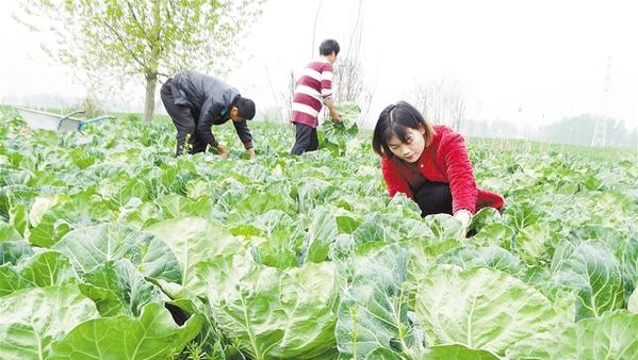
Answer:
[{"xmin": 291, "ymin": 58, "xmax": 334, "ymax": 128}]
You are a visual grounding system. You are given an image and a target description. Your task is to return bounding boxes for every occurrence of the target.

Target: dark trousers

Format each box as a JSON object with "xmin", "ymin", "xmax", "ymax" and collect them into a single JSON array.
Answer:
[
  {"xmin": 413, "ymin": 181, "xmax": 453, "ymax": 217},
  {"xmin": 160, "ymin": 80, "xmax": 207, "ymax": 156},
  {"xmin": 290, "ymin": 123, "xmax": 318, "ymax": 155},
  {"xmin": 415, "ymin": 181, "xmax": 479, "ymax": 237}
]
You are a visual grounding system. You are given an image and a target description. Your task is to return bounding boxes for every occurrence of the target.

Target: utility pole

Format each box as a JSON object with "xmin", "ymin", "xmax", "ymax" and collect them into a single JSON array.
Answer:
[{"xmin": 591, "ymin": 56, "xmax": 612, "ymax": 147}]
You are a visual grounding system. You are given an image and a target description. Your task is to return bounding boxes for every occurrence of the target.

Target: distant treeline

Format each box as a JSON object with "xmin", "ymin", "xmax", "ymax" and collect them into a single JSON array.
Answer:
[{"xmin": 463, "ymin": 114, "xmax": 638, "ymax": 149}]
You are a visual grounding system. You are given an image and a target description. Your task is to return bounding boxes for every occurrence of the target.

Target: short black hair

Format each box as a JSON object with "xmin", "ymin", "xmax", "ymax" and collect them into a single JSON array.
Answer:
[
  {"xmin": 319, "ymin": 39, "xmax": 340, "ymax": 56},
  {"xmin": 372, "ymin": 101, "xmax": 435, "ymax": 158},
  {"xmin": 235, "ymin": 97, "xmax": 255, "ymax": 120}
]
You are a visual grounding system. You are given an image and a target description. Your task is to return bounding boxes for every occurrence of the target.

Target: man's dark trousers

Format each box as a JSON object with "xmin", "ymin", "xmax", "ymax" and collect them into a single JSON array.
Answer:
[
  {"xmin": 290, "ymin": 123, "xmax": 318, "ymax": 155},
  {"xmin": 160, "ymin": 79, "xmax": 207, "ymax": 156}
]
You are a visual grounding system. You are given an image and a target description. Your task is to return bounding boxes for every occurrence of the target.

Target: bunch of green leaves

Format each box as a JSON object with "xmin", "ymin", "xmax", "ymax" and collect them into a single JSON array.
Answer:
[{"xmin": 319, "ymin": 102, "xmax": 360, "ymax": 156}]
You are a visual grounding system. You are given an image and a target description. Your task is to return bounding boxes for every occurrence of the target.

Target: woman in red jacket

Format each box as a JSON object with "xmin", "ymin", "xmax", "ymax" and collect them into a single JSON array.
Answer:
[{"xmin": 372, "ymin": 101, "xmax": 504, "ymax": 232}]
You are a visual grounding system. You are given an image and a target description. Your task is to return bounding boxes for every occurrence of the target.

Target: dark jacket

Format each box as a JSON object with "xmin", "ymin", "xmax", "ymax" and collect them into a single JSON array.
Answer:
[{"xmin": 170, "ymin": 71, "xmax": 253, "ymax": 149}]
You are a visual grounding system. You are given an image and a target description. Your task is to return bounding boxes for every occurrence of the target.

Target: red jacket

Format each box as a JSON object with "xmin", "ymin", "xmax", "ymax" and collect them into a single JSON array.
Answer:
[{"xmin": 380, "ymin": 125, "xmax": 504, "ymax": 214}]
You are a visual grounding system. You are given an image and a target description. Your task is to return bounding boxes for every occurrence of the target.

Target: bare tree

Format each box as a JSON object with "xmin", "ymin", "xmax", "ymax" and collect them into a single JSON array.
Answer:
[
  {"xmin": 332, "ymin": 0, "xmax": 375, "ymax": 120},
  {"xmin": 264, "ymin": 65, "xmax": 296, "ymax": 122},
  {"xmin": 281, "ymin": 69, "xmax": 296, "ymax": 122},
  {"xmin": 294, "ymin": 0, "xmax": 376, "ymax": 123},
  {"xmin": 412, "ymin": 82, "xmax": 430, "ymax": 121},
  {"xmin": 411, "ymin": 78, "xmax": 465, "ymax": 130},
  {"xmin": 449, "ymin": 90, "xmax": 466, "ymax": 131},
  {"xmin": 310, "ymin": 0, "xmax": 323, "ymax": 58}
]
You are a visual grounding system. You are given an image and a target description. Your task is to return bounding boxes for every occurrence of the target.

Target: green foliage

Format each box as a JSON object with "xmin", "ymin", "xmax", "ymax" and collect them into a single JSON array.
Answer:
[
  {"xmin": 550, "ymin": 240, "xmax": 625, "ymax": 321},
  {"xmin": 319, "ymin": 101, "xmax": 361, "ymax": 156},
  {"xmin": 48, "ymin": 303, "xmax": 202, "ymax": 359},
  {"xmin": 507, "ymin": 310, "xmax": 638, "ymax": 359},
  {"xmin": 336, "ymin": 244, "xmax": 422, "ymax": 358},
  {"xmin": 0, "ymin": 284, "xmax": 100, "ymax": 359},
  {"xmin": 415, "ymin": 265, "xmax": 562, "ymax": 356},
  {"xmin": 2, "ymin": 108, "xmax": 638, "ymax": 358},
  {"xmin": 74, "ymin": 95, "xmax": 103, "ymax": 119},
  {"xmin": 16, "ymin": 0, "xmax": 265, "ymax": 121},
  {"xmin": 196, "ymin": 256, "xmax": 341, "ymax": 360}
]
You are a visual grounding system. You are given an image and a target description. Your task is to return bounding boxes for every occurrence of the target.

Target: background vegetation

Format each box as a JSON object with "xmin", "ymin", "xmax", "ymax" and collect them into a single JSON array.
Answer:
[{"xmin": 1, "ymin": 106, "xmax": 637, "ymax": 359}]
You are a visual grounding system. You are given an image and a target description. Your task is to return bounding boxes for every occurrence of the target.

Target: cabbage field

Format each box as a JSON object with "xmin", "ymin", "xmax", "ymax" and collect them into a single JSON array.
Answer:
[{"xmin": 1, "ymin": 106, "xmax": 638, "ymax": 360}]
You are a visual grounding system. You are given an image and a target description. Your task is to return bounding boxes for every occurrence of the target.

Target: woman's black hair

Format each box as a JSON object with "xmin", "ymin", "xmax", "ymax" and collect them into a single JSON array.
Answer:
[
  {"xmin": 372, "ymin": 101, "xmax": 435, "ymax": 157},
  {"xmin": 319, "ymin": 39, "xmax": 340, "ymax": 56}
]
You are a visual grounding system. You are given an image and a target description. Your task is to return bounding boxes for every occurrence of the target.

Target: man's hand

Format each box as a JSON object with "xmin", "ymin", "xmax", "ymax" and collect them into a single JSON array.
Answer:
[
  {"xmin": 247, "ymin": 148, "xmax": 256, "ymax": 161},
  {"xmin": 331, "ymin": 115, "xmax": 342, "ymax": 124},
  {"xmin": 214, "ymin": 144, "xmax": 230, "ymax": 158}
]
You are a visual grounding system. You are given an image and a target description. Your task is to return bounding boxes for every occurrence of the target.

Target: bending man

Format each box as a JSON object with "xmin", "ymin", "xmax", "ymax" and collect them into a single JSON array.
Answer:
[{"xmin": 161, "ymin": 71, "xmax": 256, "ymax": 159}]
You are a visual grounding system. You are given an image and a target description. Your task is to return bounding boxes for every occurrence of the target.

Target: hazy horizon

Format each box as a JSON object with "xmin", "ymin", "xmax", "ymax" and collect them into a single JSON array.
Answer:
[{"xmin": 1, "ymin": 0, "xmax": 637, "ymax": 132}]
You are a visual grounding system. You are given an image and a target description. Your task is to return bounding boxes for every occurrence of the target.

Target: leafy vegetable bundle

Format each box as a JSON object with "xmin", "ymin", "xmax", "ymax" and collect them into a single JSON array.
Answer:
[{"xmin": 319, "ymin": 101, "xmax": 360, "ymax": 156}]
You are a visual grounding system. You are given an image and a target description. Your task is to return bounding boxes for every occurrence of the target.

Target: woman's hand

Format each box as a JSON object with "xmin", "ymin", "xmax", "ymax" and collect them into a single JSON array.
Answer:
[{"xmin": 453, "ymin": 209, "xmax": 473, "ymax": 237}]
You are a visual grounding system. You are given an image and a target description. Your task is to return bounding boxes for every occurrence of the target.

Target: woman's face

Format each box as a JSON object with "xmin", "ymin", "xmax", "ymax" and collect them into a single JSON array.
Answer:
[{"xmin": 387, "ymin": 126, "xmax": 426, "ymax": 163}]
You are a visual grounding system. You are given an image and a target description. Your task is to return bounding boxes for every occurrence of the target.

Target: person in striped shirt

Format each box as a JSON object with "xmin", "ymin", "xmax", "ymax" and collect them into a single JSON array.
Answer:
[{"xmin": 290, "ymin": 39, "xmax": 342, "ymax": 155}]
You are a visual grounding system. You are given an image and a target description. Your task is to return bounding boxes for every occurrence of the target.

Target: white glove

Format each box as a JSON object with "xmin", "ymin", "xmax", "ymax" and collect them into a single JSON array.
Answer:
[{"xmin": 453, "ymin": 209, "xmax": 473, "ymax": 229}]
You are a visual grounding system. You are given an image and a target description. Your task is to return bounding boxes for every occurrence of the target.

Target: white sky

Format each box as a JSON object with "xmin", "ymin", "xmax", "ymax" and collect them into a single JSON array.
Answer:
[{"xmin": 1, "ymin": 0, "xmax": 637, "ymax": 130}]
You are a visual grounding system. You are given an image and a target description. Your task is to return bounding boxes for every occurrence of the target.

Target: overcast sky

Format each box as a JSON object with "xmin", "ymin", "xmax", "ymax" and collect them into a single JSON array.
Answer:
[{"xmin": 1, "ymin": 0, "xmax": 637, "ymax": 130}]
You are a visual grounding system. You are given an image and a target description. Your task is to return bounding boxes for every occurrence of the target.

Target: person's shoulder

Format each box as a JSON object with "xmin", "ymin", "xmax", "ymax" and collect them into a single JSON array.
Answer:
[
  {"xmin": 181, "ymin": 70, "xmax": 213, "ymax": 83},
  {"xmin": 306, "ymin": 58, "xmax": 332, "ymax": 70},
  {"xmin": 429, "ymin": 124, "xmax": 446, "ymax": 144},
  {"xmin": 435, "ymin": 126, "xmax": 467, "ymax": 152},
  {"xmin": 183, "ymin": 70, "xmax": 201, "ymax": 78},
  {"xmin": 319, "ymin": 58, "xmax": 333, "ymax": 70},
  {"xmin": 380, "ymin": 155, "xmax": 400, "ymax": 169},
  {"xmin": 435, "ymin": 125, "xmax": 463, "ymax": 140},
  {"xmin": 433, "ymin": 124, "xmax": 455, "ymax": 134},
  {"xmin": 314, "ymin": 57, "xmax": 331, "ymax": 64}
]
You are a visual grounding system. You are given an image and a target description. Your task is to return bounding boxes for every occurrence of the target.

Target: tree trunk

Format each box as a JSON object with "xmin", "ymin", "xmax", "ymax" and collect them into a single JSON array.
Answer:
[
  {"xmin": 143, "ymin": 0, "xmax": 162, "ymax": 123},
  {"xmin": 144, "ymin": 74, "xmax": 157, "ymax": 122}
]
